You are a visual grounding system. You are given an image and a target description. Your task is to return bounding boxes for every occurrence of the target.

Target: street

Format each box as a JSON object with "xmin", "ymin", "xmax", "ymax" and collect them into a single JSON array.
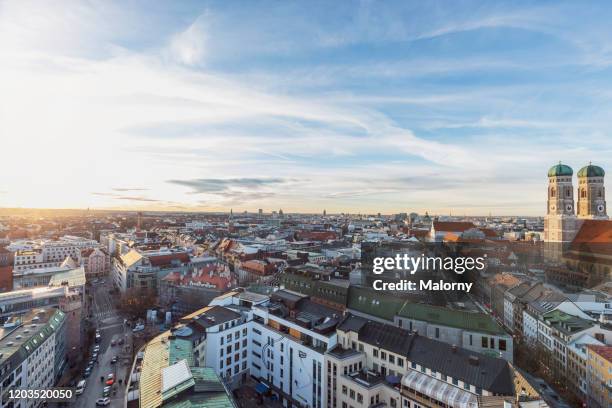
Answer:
[{"xmin": 73, "ymin": 280, "xmax": 133, "ymax": 408}]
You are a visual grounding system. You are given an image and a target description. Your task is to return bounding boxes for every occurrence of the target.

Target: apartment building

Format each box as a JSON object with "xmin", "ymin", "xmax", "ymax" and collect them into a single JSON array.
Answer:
[
  {"xmin": 394, "ymin": 303, "xmax": 513, "ymax": 361},
  {"xmin": 538, "ymin": 310, "xmax": 612, "ymax": 377},
  {"xmin": 566, "ymin": 334, "xmax": 604, "ymax": 403},
  {"xmin": 329, "ymin": 314, "xmax": 539, "ymax": 408},
  {"xmin": 112, "ymin": 248, "xmax": 192, "ymax": 294},
  {"xmin": 586, "ymin": 345, "xmax": 612, "ymax": 408},
  {"xmin": 0, "ymin": 309, "xmax": 67, "ymax": 408},
  {"xmin": 12, "ymin": 236, "xmax": 98, "ymax": 273}
]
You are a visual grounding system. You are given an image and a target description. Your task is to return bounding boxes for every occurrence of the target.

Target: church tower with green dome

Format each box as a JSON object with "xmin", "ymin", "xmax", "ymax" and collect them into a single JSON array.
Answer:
[
  {"xmin": 577, "ymin": 163, "xmax": 608, "ymax": 219},
  {"xmin": 544, "ymin": 162, "xmax": 578, "ymax": 245}
]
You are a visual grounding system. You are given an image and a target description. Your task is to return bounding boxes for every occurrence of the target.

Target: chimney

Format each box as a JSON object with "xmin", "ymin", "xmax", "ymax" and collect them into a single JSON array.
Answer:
[{"xmin": 451, "ymin": 344, "xmax": 458, "ymax": 353}]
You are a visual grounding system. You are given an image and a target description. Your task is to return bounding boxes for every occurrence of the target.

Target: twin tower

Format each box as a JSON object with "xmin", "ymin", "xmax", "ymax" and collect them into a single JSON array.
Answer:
[{"xmin": 544, "ymin": 162, "xmax": 608, "ymax": 243}]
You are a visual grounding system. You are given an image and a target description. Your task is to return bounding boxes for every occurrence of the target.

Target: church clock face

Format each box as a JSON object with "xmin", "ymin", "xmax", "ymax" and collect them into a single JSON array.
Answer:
[
  {"xmin": 566, "ymin": 204, "xmax": 573, "ymax": 212},
  {"xmin": 598, "ymin": 204, "xmax": 605, "ymax": 213},
  {"xmin": 550, "ymin": 205, "xmax": 556, "ymax": 212}
]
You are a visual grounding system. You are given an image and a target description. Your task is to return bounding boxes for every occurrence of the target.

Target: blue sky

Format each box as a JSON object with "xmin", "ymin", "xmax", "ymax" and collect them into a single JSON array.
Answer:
[{"xmin": 2, "ymin": 0, "xmax": 612, "ymax": 215}]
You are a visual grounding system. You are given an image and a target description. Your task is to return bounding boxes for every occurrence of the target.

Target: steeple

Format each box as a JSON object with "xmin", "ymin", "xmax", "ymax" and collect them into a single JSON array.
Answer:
[{"xmin": 577, "ymin": 163, "xmax": 607, "ymax": 219}]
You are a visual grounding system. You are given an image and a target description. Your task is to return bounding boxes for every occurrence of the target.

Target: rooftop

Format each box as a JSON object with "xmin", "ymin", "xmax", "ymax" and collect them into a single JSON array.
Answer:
[
  {"xmin": 0, "ymin": 308, "xmax": 65, "ymax": 365},
  {"xmin": 542, "ymin": 310, "xmax": 593, "ymax": 335},
  {"xmin": 587, "ymin": 345, "xmax": 612, "ymax": 363},
  {"xmin": 396, "ymin": 303, "xmax": 506, "ymax": 335}
]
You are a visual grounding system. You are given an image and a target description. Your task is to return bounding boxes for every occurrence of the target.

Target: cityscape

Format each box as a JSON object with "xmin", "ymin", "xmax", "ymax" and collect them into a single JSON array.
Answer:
[
  {"xmin": 2, "ymin": 1, "xmax": 612, "ymax": 408},
  {"xmin": 0, "ymin": 162, "xmax": 610, "ymax": 407}
]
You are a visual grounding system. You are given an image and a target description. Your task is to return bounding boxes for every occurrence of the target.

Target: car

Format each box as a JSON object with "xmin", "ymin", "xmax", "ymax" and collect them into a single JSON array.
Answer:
[
  {"xmin": 93, "ymin": 344, "xmax": 100, "ymax": 351},
  {"xmin": 105, "ymin": 373, "xmax": 115, "ymax": 386},
  {"xmin": 132, "ymin": 324, "xmax": 144, "ymax": 333},
  {"xmin": 118, "ymin": 338, "xmax": 125, "ymax": 345},
  {"xmin": 75, "ymin": 379, "xmax": 86, "ymax": 396},
  {"xmin": 96, "ymin": 398, "xmax": 110, "ymax": 406},
  {"xmin": 110, "ymin": 339, "xmax": 117, "ymax": 346},
  {"xmin": 83, "ymin": 368, "xmax": 92, "ymax": 378},
  {"xmin": 102, "ymin": 386, "xmax": 111, "ymax": 397},
  {"xmin": 111, "ymin": 356, "xmax": 118, "ymax": 364}
]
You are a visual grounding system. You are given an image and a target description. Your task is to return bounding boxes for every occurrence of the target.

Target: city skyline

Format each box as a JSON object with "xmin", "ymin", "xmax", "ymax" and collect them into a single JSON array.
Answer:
[{"xmin": 4, "ymin": 1, "xmax": 612, "ymax": 215}]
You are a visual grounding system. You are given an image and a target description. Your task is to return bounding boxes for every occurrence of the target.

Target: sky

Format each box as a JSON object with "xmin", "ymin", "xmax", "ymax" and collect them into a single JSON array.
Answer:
[{"xmin": 2, "ymin": 0, "xmax": 612, "ymax": 215}]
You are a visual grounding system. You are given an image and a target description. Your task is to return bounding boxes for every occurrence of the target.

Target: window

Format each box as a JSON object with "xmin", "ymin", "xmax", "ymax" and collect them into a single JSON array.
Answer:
[
  {"xmin": 349, "ymin": 390, "xmax": 355, "ymax": 399},
  {"xmin": 389, "ymin": 355, "xmax": 395, "ymax": 364},
  {"xmin": 357, "ymin": 393, "xmax": 363, "ymax": 403},
  {"xmin": 435, "ymin": 327, "xmax": 440, "ymax": 338},
  {"xmin": 381, "ymin": 351, "xmax": 387, "ymax": 360},
  {"xmin": 499, "ymin": 339, "xmax": 507, "ymax": 351},
  {"xmin": 482, "ymin": 337, "xmax": 488, "ymax": 348},
  {"xmin": 373, "ymin": 349, "xmax": 378, "ymax": 358},
  {"xmin": 397, "ymin": 358, "xmax": 404, "ymax": 367},
  {"xmin": 342, "ymin": 385, "xmax": 347, "ymax": 395}
]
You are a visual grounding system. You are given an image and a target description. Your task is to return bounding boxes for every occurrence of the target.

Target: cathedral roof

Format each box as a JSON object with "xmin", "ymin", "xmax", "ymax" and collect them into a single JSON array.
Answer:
[
  {"xmin": 577, "ymin": 163, "xmax": 605, "ymax": 178},
  {"xmin": 548, "ymin": 163, "xmax": 573, "ymax": 177}
]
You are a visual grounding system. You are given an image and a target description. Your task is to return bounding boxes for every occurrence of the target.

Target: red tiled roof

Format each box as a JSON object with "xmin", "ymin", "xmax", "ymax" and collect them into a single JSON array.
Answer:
[
  {"xmin": 573, "ymin": 220, "xmax": 612, "ymax": 243},
  {"xmin": 148, "ymin": 252, "xmax": 190, "ymax": 267},
  {"xmin": 588, "ymin": 345, "xmax": 612, "ymax": 363},
  {"xmin": 241, "ymin": 260, "xmax": 276, "ymax": 275},
  {"xmin": 480, "ymin": 228, "xmax": 498, "ymax": 238},
  {"xmin": 570, "ymin": 220, "xmax": 612, "ymax": 256},
  {"xmin": 296, "ymin": 231, "xmax": 337, "ymax": 241},
  {"xmin": 433, "ymin": 221, "xmax": 476, "ymax": 232}
]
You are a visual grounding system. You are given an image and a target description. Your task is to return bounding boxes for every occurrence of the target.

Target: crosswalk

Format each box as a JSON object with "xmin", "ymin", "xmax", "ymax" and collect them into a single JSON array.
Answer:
[{"xmin": 92, "ymin": 286, "xmax": 116, "ymax": 320}]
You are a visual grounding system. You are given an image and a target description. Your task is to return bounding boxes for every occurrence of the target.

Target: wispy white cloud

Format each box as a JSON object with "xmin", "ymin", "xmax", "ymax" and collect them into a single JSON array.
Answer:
[{"xmin": 2, "ymin": 1, "xmax": 612, "ymax": 214}]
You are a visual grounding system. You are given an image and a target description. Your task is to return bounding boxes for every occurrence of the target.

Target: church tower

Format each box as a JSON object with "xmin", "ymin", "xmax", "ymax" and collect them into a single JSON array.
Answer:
[
  {"xmin": 577, "ymin": 163, "xmax": 607, "ymax": 219},
  {"xmin": 544, "ymin": 163, "xmax": 578, "ymax": 244}
]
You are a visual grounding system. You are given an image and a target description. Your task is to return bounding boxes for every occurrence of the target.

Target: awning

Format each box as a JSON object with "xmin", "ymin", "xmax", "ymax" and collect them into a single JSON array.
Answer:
[
  {"xmin": 255, "ymin": 382, "xmax": 270, "ymax": 394},
  {"xmin": 402, "ymin": 370, "xmax": 478, "ymax": 408}
]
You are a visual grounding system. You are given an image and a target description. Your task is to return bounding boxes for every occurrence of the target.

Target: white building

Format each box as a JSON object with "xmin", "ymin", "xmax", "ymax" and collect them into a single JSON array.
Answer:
[{"xmin": 0, "ymin": 309, "xmax": 67, "ymax": 408}]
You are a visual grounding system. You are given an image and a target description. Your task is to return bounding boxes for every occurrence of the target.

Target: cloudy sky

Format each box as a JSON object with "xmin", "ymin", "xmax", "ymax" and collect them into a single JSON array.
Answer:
[{"xmin": 2, "ymin": 0, "xmax": 612, "ymax": 215}]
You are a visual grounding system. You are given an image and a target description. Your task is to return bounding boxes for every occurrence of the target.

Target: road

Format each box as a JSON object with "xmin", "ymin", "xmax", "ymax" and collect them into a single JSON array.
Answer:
[{"xmin": 73, "ymin": 280, "xmax": 133, "ymax": 408}]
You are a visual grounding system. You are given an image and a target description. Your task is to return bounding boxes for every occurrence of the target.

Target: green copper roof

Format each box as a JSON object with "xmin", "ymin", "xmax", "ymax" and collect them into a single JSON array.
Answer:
[
  {"xmin": 548, "ymin": 163, "xmax": 573, "ymax": 177},
  {"xmin": 577, "ymin": 163, "xmax": 605, "ymax": 177},
  {"xmin": 396, "ymin": 303, "xmax": 506, "ymax": 335},
  {"xmin": 347, "ymin": 286, "xmax": 405, "ymax": 321}
]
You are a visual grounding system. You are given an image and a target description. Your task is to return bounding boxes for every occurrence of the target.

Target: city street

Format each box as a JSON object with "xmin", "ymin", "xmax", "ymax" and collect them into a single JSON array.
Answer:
[{"xmin": 73, "ymin": 280, "xmax": 133, "ymax": 408}]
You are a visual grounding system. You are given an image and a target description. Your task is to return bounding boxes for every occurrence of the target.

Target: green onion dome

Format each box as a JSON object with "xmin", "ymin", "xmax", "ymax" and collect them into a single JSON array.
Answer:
[
  {"xmin": 548, "ymin": 163, "xmax": 573, "ymax": 177},
  {"xmin": 577, "ymin": 163, "xmax": 605, "ymax": 177}
]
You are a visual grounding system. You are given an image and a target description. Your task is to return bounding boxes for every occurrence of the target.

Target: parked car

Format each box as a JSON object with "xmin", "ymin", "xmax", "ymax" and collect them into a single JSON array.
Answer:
[
  {"xmin": 132, "ymin": 324, "xmax": 145, "ymax": 333},
  {"xmin": 110, "ymin": 339, "xmax": 116, "ymax": 346},
  {"xmin": 75, "ymin": 379, "xmax": 86, "ymax": 396},
  {"xmin": 96, "ymin": 397, "xmax": 110, "ymax": 406},
  {"xmin": 111, "ymin": 356, "xmax": 118, "ymax": 364},
  {"xmin": 102, "ymin": 386, "xmax": 111, "ymax": 397},
  {"xmin": 83, "ymin": 367, "xmax": 92, "ymax": 378},
  {"xmin": 118, "ymin": 338, "xmax": 125, "ymax": 345},
  {"xmin": 105, "ymin": 373, "xmax": 115, "ymax": 386}
]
